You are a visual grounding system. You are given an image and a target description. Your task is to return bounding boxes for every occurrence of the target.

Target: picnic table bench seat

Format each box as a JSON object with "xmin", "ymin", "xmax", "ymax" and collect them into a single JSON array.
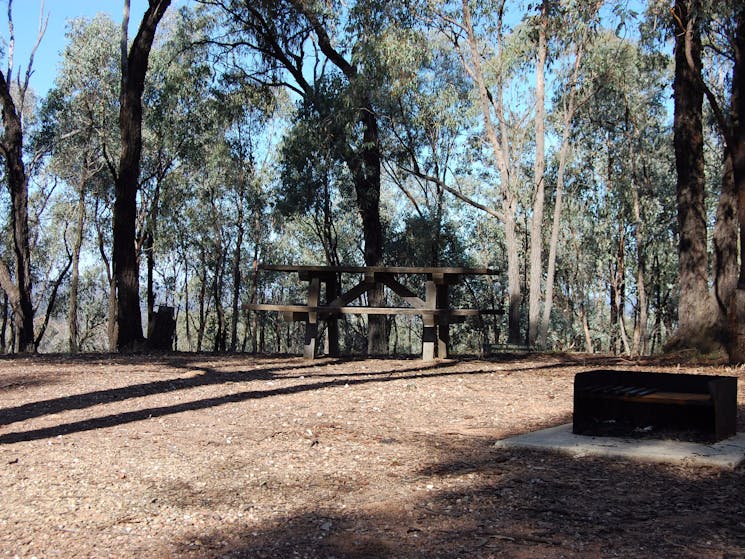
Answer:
[{"xmin": 246, "ymin": 264, "xmax": 501, "ymax": 360}]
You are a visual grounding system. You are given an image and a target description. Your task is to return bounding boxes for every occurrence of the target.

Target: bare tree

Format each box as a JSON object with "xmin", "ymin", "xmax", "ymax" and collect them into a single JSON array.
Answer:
[{"xmin": 0, "ymin": 0, "xmax": 47, "ymax": 353}]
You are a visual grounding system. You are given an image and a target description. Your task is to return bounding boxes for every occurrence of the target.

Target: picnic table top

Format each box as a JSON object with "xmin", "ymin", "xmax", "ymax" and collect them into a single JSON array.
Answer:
[{"xmin": 259, "ymin": 264, "xmax": 499, "ymax": 276}]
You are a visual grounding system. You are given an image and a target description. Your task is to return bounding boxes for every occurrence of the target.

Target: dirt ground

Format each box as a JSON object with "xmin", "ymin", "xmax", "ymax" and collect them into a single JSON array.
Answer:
[{"xmin": 1, "ymin": 352, "xmax": 744, "ymax": 559}]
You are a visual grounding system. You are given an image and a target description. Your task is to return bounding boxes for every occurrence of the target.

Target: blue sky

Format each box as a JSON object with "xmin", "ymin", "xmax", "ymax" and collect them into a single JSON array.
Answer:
[{"xmin": 2, "ymin": 0, "xmax": 167, "ymax": 95}]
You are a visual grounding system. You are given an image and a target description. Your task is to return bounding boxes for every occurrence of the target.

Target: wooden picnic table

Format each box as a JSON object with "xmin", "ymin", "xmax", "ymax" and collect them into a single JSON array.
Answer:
[{"xmin": 246, "ymin": 264, "xmax": 500, "ymax": 360}]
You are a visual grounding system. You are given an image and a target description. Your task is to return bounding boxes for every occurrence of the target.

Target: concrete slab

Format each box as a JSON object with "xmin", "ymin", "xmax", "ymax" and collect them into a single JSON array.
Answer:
[{"xmin": 494, "ymin": 423, "xmax": 745, "ymax": 469}]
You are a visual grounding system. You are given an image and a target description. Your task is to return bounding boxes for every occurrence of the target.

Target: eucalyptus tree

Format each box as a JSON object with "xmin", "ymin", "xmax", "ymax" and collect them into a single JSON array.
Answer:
[
  {"xmin": 643, "ymin": 0, "xmax": 745, "ymax": 358},
  {"xmin": 535, "ymin": 0, "xmax": 604, "ymax": 347},
  {"xmin": 112, "ymin": 0, "xmax": 171, "ymax": 351},
  {"xmin": 278, "ymin": 90, "xmax": 350, "ymax": 268},
  {"xmin": 565, "ymin": 29, "xmax": 675, "ymax": 355},
  {"xmin": 149, "ymin": 17, "xmax": 278, "ymax": 353},
  {"xmin": 199, "ymin": 0, "xmax": 417, "ymax": 354},
  {"xmin": 428, "ymin": 0, "xmax": 531, "ymax": 344},
  {"xmin": 41, "ymin": 14, "xmax": 120, "ymax": 352},
  {"xmin": 426, "ymin": 0, "xmax": 605, "ymax": 345},
  {"xmin": 692, "ymin": 1, "xmax": 745, "ymax": 360},
  {"xmin": 669, "ymin": 0, "xmax": 709, "ymax": 344},
  {"xmin": 0, "ymin": 0, "xmax": 47, "ymax": 352},
  {"xmin": 139, "ymin": 9, "xmax": 217, "ymax": 336},
  {"xmin": 383, "ymin": 30, "xmax": 474, "ymax": 268}
]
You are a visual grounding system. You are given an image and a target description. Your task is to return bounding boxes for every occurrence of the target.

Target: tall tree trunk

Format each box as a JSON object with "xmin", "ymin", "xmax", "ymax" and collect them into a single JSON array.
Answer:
[
  {"xmin": 94, "ymin": 197, "xmax": 118, "ymax": 351},
  {"xmin": 672, "ymin": 0, "xmax": 709, "ymax": 340},
  {"xmin": 295, "ymin": 5, "xmax": 386, "ymax": 355},
  {"xmin": 183, "ymin": 255, "xmax": 192, "ymax": 351},
  {"xmin": 537, "ymin": 8, "xmax": 598, "ymax": 346},
  {"xmin": 196, "ymin": 252, "xmax": 208, "ymax": 353},
  {"xmin": 462, "ymin": 0, "xmax": 522, "ymax": 344},
  {"xmin": 632, "ymin": 184, "xmax": 648, "ymax": 355},
  {"xmin": 350, "ymin": 106, "xmax": 386, "ymax": 355},
  {"xmin": 579, "ymin": 301, "xmax": 593, "ymax": 353},
  {"xmin": 714, "ymin": 155, "xmax": 738, "ymax": 314},
  {"xmin": 615, "ymin": 224, "xmax": 631, "ymax": 356},
  {"xmin": 230, "ymin": 177, "xmax": 247, "ymax": 352},
  {"xmin": 0, "ymin": 75, "xmax": 34, "ymax": 353},
  {"xmin": 0, "ymin": 293, "xmax": 7, "ymax": 353},
  {"xmin": 0, "ymin": 1, "xmax": 46, "ymax": 353},
  {"xmin": 209, "ymin": 189, "xmax": 226, "ymax": 353},
  {"xmin": 212, "ymin": 264, "xmax": 226, "ymax": 352},
  {"xmin": 724, "ymin": 6, "xmax": 745, "ymax": 361},
  {"xmin": 144, "ymin": 179, "xmax": 161, "ymax": 338},
  {"xmin": 504, "ymin": 208, "xmax": 522, "ymax": 344},
  {"xmin": 732, "ymin": 7, "xmax": 745, "ymax": 291},
  {"xmin": 609, "ymin": 262, "xmax": 619, "ymax": 354},
  {"xmin": 528, "ymin": 0, "xmax": 547, "ymax": 348},
  {"xmin": 628, "ymin": 111, "xmax": 648, "ymax": 356},
  {"xmin": 112, "ymin": 0, "xmax": 170, "ymax": 351},
  {"xmin": 68, "ymin": 172, "xmax": 87, "ymax": 353}
]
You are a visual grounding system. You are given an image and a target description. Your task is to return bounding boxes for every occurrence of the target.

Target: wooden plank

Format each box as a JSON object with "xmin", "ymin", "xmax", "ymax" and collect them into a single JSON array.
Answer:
[
  {"xmin": 299, "ymin": 270, "xmax": 337, "ymax": 282},
  {"xmin": 437, "ymin": 283, "xmax": 449, "ymax": 357},
  {"xmin": 328, "ymin": 278, "xmax": 376, "ymax": 307},
  {"xmin": 377, "ymin": 274, "xmax": 426, "ymax": 308},
  {"xmin": 282, "ymin": 311, "xmax": 308, "ymax": 322},
  {"xmin": 325, "ymin": 276, "xmax": 340, "ymax": 357},
  {"xmin": 576, "ymin": 390, "xmax": 713, "ymax": 406},
  {"xmin": 303, "ymin": 277, "xmax": 320, "ymax": 359},
  {"xmin": 422, "ymin": 280, "xmax": 437, "ymax": 360},
  {"xmin": 246, "ymin": 303, "xmax": 492, "ymax": 316},
  {"xmin": 637, "ymin": 392, "xmax": 712, "ymax": 405},
  {"xmin": 259, "ymin": 264, "xmax": 499, "ymax": 276}
]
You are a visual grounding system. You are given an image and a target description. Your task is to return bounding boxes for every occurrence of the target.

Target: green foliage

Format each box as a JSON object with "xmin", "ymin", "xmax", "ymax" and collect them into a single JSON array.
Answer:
[{"xmin": 11, "ymin": 0, "xmax": 743, "ymax": 356}]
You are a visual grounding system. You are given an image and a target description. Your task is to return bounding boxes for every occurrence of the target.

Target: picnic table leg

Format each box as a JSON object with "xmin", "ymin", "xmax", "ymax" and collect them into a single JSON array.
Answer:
[
  {"xmin": 437, "ymin": 283, "xmax": 450, "ymax": 358},
  {"xmin": 304, "ymin": 277, "xmax": 320, "ymax": 359},
  {"xmin": 325, "ymin": 276, "xmax": 340, "ymax": 357},
  {"xmin": 422, "ymin": 280, "xmax": 437, "ymax": 360}
]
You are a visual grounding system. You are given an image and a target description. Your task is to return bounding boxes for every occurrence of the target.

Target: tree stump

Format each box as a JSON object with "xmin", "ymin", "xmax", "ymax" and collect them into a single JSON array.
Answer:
[{"xmin": 147, "ymin": 306, "xmax": 176, "ymax": 351}]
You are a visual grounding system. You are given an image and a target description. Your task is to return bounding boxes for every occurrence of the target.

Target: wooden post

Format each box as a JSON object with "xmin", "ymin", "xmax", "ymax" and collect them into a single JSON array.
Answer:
[
  {"xmin": 325, "ymin": 275, "xmax": 340, "ymax": 357},
  {"xmin": 422, "ymin": 280, "xmax": 437, "ymax": 360},
  {"xmin": 303, "ymin": 276, "xmax": 320, "ymax": 359},
  {"xmin": 437, "ymin": 283, "xmax": 450, "ymax": 358}
]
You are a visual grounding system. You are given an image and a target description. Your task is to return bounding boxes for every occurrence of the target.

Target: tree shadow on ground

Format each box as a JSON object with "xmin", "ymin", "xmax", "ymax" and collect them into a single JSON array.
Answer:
[
  {"xmin": 171, "ymin": 432, "xmax": 745, "ymax": 559},
  {"xmin": 0, "ymin": 358, "xmax": 510, "ymax": 443},
  {"xmin": 1, "ymin": 352, "xmax": 737, "ymax": 444}
]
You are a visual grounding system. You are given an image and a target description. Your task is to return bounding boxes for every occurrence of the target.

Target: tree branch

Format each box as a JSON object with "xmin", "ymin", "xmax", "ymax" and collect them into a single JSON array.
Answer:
[{"xmin": 401, "ymin": 166, "xmax": 502, "ymax": 220}]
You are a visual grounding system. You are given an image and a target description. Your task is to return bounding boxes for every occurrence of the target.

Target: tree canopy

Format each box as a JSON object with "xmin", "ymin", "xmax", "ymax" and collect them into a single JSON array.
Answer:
[{"xmin": 1, "ymin": 0, "xmax": 744, "ymax": 360}]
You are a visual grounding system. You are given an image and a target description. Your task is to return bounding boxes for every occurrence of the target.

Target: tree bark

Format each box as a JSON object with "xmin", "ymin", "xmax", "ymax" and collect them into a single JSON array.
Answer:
[
  {"xmin": 0, "ymin": 292, "xmax": 7, "ymax": 353},
  {"xmin": 351, "ymin": 108, "xmax": 386, "ymax": 355},
  {"xmin": 579, "ymin": 302, "xmax": 593, "ymax": 353},
  {"xmin": 229, "ymin": 192, "xmax": 245, "ymax": 353},
  {"xmin": 731, "ymin": 7, "xmax": 745, "ymax": 290},
  {"xmin": 462, "ymin": 0, "xmax": 522, "ymax": 344},
  {"xmin": 627, "ymin": 108, "xmax": 648, "ymax": 356},
  {"xmin": 632, "ymin": 179, "xmax": 648, "ymax": 355},
  {"xmin": 724, "ymin": 6, "xmax": 745, "ymax": 361},
  {"xmin": 0, "ymin": 72, "xmax": 35, "ymax": 353},
  {"xmin": 537, "ymin": 5, "xmax": 598, "ymax": 347},
  {"xmin": 528, "ymin": 0, "xmax": 547, "ymax": 348},
  {"xmin": 68, "ymin": 171, "xmax": 87, "ymax": 353},
  {"xmin": 112, "ymin": 0, "xmax": 170, "ymax": 351},
  {"xmin": 196, "ymin": 248, "xmax": 208, "ymax": 352},
  {"xmin": 144, "ymin": 179, "xmax": 161, "ymax": 338},
  {"xmin": 713, "ymin": 155, "xmax": 738, "ymax": 316},
  {"xmin": 672, "ymin": 0, "xmax": 709, "ymax": 337}
]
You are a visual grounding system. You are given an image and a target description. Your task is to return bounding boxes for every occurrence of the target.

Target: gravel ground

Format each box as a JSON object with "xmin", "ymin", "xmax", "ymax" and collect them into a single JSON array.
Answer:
[{"xmin": 1, "ymin": 352, "xmax": 744, "ymax": 559}]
